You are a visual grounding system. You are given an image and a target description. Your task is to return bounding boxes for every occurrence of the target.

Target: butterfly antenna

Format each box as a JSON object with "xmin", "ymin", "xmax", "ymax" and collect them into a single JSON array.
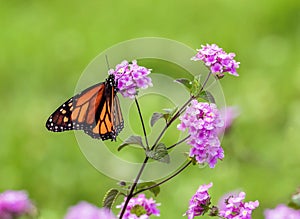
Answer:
[
  {"xmin": 105, "ymin": 55, "xmax": 110, "ymax": 71},
  {"xmin": 105, "ymin": 56, "xmax": 127, "ymax": 80}
]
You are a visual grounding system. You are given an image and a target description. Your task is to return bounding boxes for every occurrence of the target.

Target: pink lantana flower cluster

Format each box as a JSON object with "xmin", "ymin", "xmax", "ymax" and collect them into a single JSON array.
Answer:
[
  {"xmin": 219, "ymin": 192, "xmax": 259, "ymax": 219},
  {"xmin": 117, "ymin": 194, "xmax": 160, "ymax": 219},
  {"xmin": 191, "ymin": 44, "xmax": 240, "ymax": 78},
  {"xmin": 64, "ymin": 201, "xmax": 117, "ymax": 219},
  {"xmin": 264, "ymin": 204, "xmax": 300, "ymax": 219},
  {"xmin": 177, "ymin": 100, "xmax": 224, "ymax": 168},
  {"xmin": 185, "ymin": 183, "xmax": 213, "ymax": 219},
  {"xmin": 0, "ymin": 190, "xmax": 36, "ymax": 219},
  {"xmin": 109, "ymin": 60, "xmax": 152, "ymax": 99}
]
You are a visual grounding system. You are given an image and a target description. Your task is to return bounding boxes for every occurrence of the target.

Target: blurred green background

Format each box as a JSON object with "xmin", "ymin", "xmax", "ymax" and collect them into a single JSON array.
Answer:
[{"xmin": 1, "ymin": 0, "xmax": 300, "ymax": 218}]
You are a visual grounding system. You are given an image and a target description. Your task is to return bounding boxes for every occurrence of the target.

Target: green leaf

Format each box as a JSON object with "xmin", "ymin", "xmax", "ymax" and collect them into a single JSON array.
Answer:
[
  {"xmin": 102, "ymin": 188, "xmax": 120, "ymax": 209},
  {"xmin": 150, "ymin": 112, "xmax": 164, "ymax": 127},
  {"xmin": 163, "ymin": 107, "xmax": 178, "ymax": 117},
  {"xmin": 118, "ymin": 135, "xmax": 144, "ymax": 151},
  {"xmin": 151, "ymin": 107, "xmax": 179, "ymax": 126},
  {"xmin": 292, "ymin": 193, "xmax": 300, "ymax": 207},
  {"xmin": 146, "ymin": 143, "xmax": 170, "ymax": 163},
  {"xmin": 289, "ymin": 192, "xmax": 300, "ymax": 209},
  {"xmin": 162, "ymin": 108, "xmax": 173, "ymax": 114},
  {"xmin": 137, "ymin": 182, "xmax": 160, "ymax": 197},
  {"xmin": 190, "ymin": 75, "xmax": 202, "ymax": 96},
  {"xmin": 174, "ymin": 78, "xmax": 192, "ymax": 89},
  {"xmin": 162, "ymin": 107, "xmax": 178, "ymax": 122},
  {"xmin": 198, "ymin": 91, "xmax": 216, "ymax": 103}
]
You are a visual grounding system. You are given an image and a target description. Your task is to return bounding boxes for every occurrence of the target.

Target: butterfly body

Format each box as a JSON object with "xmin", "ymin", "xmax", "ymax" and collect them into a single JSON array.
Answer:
[{"xmin": 46, "ymin": 74, "xmax": 124, "ymax": 141}]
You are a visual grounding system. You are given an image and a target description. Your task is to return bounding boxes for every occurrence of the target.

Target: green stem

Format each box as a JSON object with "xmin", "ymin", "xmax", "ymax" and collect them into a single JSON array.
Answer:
[
  {"xmin": 167, "ymin": 135, "xmax": 190, "ymax": 150},
  {"xmin": 119, "ymin": 156, "xmax": 149, "ymax": 219},
  {"xmin": 132, "ymin": 160, "xmax": 192, "ymax": 196},
  {"xmin": 135, "ymin": 97, "xmax": 149, "ymax": 149},
  {"xmin": 198, "ymin": 71, "xmax": 212, "ymax": 96},
  {"xmin": 119, "ymin": 98, "xmax": 151, "ymax": 219}
]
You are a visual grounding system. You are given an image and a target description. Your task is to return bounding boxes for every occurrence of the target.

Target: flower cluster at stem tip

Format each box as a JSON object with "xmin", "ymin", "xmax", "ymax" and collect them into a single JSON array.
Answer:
[
  {"xmin": 0, "ymin": 190, "xmax": 36, "ymax": 219},
  {"xmin": 185, "ymin": 183, "xmax": 213, "ymax": 219},
  {"xmin": 178, "ymin": 100, "xmax": 225, "ymax": 168},
  {"xmin": 117, "ymin": 194, "xmax": 160, "ymax": 219},
  {"xmin": 264, "ymin": 204, "xmax": 300, "ymax": 218},
  {"xmin": 191, "ymin": 44, "xmax": 240, "ymax": 78},
  {"xmin": 219, "ymin": 192, "xmax": 259, "ymax": 219},
  {"xmin": 64, "ymin": 201, "xmax": 117, "ymax": 219},
  {"xmin": 109, "ymin": 60, "xmax": 152, "ymax": 99}
]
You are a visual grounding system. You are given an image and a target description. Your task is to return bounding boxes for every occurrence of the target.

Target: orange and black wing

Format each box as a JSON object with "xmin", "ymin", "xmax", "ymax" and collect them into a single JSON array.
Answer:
[
  {"xmin": 112, "ymin": 92, "xmax": 124, "ymax": 136},
  {"xmin": 46, "ymin": 81, "xmax": 124, "ymax": 140}
]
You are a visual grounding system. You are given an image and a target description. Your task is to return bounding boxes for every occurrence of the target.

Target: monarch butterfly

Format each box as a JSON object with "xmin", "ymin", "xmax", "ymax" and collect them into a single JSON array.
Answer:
[{"xmin": 45, "ymin": 74, "xmax": 124, "ymax": 141}]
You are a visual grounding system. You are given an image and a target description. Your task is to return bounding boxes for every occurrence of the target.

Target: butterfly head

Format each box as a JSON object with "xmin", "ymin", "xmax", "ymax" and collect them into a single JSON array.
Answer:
[{"xmin": 106, "ymin": 74, "xmax": 119, "ymax": 93}]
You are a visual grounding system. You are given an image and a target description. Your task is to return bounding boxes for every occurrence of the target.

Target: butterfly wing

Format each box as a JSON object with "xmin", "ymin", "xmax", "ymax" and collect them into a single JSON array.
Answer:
[
  {"xmin": 85, "ymin": 84, "xmax": 124, "ymax": 140},
  {"xmin": 113, "ymin": 93, "xmax": 124, "ymax": 136},
  {"xmin": 46, "ymin": 80, "xmax": 123, "ymax": 141}
]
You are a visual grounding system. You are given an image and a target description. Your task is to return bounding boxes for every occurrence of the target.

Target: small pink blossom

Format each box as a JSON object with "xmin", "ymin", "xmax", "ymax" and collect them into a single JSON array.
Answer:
[
  {"xmin": 64, "ymin": 201, "xmax": 117, "ymax": 219},
  {"xmin": 219, "ymin": 192, "xmax": 259, "ymax": 219},
  {"xmin": 218, "ymin": 190, "xmax": 241, "ymax": 211},
  {"xmin": 117, "ymin": 194, "xmax": 160, "ymax": 219},
  {"xmin": 264, "ymin": 204, "xmax": 300, "ymax": 219},
  {"xmin": 0, "ymin": 190, "xmax": 36, "ymax": 219}
]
